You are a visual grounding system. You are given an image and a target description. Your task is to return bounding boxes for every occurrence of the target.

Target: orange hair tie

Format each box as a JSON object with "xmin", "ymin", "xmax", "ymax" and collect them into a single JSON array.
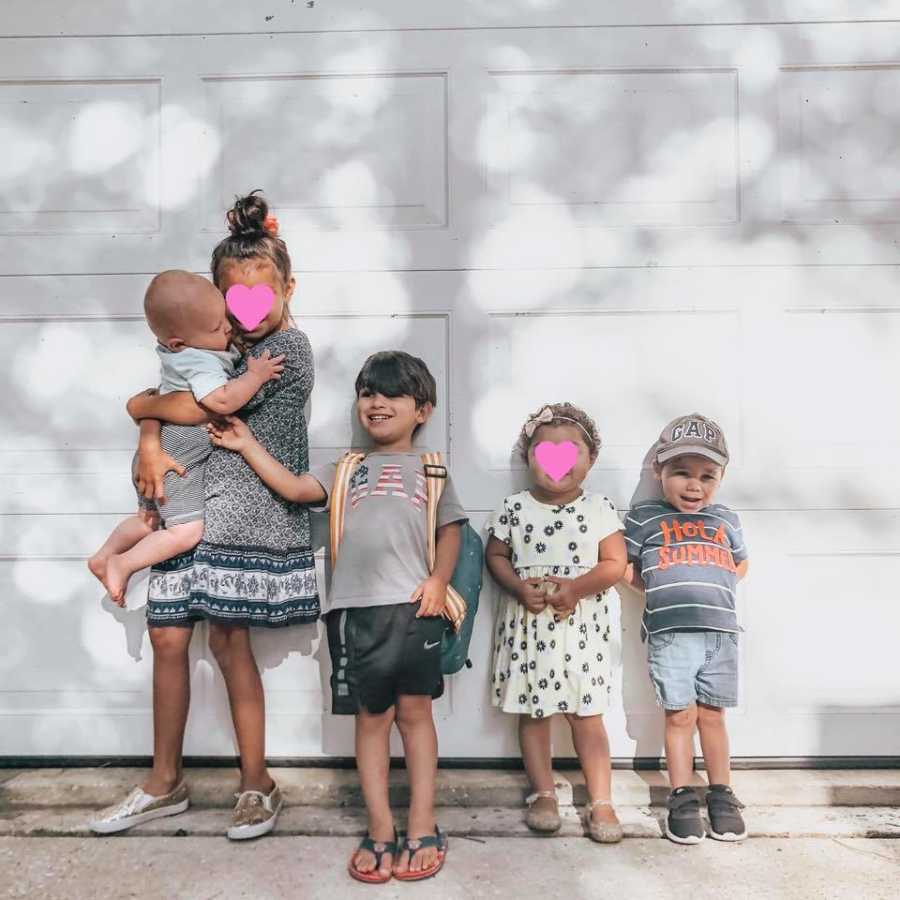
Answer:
[{"xmin": 263, "ymin": 214, "xmax": 280, "ymax": 235}]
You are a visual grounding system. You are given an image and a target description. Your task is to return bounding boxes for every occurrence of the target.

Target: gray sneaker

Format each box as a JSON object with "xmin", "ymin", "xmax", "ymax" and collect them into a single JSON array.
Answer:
[
  {"xmin": 88, "ymin": 782, "xmax": 189, "ymax": 834},
  {"xmin": 227, "ymin": 784, "xmax": 283, "ymax": 840},
  {"xmin": 665, "ymin": 786, "xmax": 705, "ymax": 844},
  {"xmin": 706, "ymin": 784, "xmax": 747, "ymax": 841}
]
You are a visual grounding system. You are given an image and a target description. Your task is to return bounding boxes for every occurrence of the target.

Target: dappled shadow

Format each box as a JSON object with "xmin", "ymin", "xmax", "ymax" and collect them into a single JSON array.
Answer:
[{"xmin": 2, "ymin": 12, "xmax": 899, "ymax": 763}]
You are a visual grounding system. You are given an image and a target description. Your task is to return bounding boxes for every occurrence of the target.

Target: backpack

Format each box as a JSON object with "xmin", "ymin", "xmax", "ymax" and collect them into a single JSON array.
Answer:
[{"xmin": 329, "ymin": 450, "xmax": 483, "ymax": 675}]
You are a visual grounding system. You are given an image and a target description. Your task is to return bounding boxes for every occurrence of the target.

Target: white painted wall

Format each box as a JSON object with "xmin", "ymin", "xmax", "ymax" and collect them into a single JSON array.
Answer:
[{"xmin": 2, "ymin": 2, "xmax": 900, "ymax": 759}]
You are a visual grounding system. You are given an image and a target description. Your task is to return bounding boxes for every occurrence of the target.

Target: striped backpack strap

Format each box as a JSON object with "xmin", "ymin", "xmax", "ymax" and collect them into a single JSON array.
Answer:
[
  {"xmin": 329, "ymin": 451, "xmax": 366, "ymax": 564},
  {"xmin": 421, "ymin": 451, "xmax": 467, "ymax": 633}
]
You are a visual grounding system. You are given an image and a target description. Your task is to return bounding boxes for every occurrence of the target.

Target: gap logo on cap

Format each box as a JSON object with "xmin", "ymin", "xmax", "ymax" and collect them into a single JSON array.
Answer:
[
  {"xmin": 671, "ymin": 419, "xmax": 719, "ymax": 444},
  {"xmin": 656, "ymin": 413, "xmax": 729, "ymax": 467}
]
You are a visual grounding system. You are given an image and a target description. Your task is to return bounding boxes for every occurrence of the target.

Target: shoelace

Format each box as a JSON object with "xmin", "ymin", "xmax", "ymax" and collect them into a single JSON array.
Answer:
[{"xmin": 105, "ymin": 788, "xmax": 147, "ymax": 820}]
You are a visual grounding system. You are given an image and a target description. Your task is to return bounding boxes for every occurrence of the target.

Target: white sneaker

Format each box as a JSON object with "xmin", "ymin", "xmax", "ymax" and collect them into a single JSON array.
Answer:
[
  {"xmin": 89, "ymin": 782, "xmax": 190, "ymax": 834},
  {"xmin": 227, "ymin": 784, "xmax": 283, "ymax": 840}
]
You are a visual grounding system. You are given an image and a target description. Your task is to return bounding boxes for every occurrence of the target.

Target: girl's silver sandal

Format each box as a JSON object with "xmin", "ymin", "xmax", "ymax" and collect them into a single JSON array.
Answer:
[
  {"xmin": 525, "ymin": 789, "xmax": 562, "ymax": 834},
  {"xmin": 583, "ymin": 798, "xmax": 623, "ymax": 844}
]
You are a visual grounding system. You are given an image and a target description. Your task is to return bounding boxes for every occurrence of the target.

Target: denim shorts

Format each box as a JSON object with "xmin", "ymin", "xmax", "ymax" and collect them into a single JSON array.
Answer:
[{"xmin": 646, "ymin": 630, "xmax": 739, "ymax": 710}]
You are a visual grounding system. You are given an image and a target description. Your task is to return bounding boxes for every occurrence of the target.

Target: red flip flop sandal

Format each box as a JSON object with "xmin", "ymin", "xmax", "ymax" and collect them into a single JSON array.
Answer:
[
  {"xmin": 348, "ymin": 831, "xmax": 399, "ymax": 884},
  {"xmin": 393, "ymin": 826, "xmax": 448, "ymax": 882}
]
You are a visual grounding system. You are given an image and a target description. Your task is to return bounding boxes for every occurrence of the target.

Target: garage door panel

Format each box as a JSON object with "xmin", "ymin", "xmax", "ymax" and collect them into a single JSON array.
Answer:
[
  {"xmin": 202, "ymin": 72, "xmax": 447, "ymax": 232},
  {"xmin": 0, "ymin": 78, "xmax": 161, "ymax": 235},
  {"xmin": 1, "ymin": 320, "xmax": 155, "ymax": 449},
  {"xmin": 484, "ymin": 69, "xmax": 738, "ymax": 228},
  {"xmin": 779, "ymin": 66, "xmax": 900, "ymax": 224},
  {"xmin": 741, "ymin": 510, "xmax": 900, "ymax": 713},
  {"xmin": 771, "ymin": 550, "xmax": 900, "ymax": 711},
  {"xmin": 776, "ymin": 308, "xmax": 900, "ymax": 468}
]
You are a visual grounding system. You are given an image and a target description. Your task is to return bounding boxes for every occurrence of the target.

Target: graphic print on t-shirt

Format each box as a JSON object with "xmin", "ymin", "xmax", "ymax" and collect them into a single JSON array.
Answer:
[
  {"xmin": 371, "ymin": 464, "xmax": 407, "ymax": 498},
  {"xmin": 352, "ymin": 462, "xmax": 428, "ymax": 509},
  {"xmin": 657, "ymin": 517, "xmax": 737, "ymax": 573},
  {"xmin": 349, "ymin": 464, "xmax": 369, "ymax": 508}
]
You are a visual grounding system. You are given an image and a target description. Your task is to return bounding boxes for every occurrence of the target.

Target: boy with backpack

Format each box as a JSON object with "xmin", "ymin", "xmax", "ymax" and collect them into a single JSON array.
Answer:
[{"xmin": 207, "ymin": 350, "xmax": 472, "ymax": 883}]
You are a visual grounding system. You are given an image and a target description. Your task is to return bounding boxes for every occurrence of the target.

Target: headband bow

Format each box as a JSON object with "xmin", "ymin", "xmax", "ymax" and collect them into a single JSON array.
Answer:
[{"xmin": 524, "ymin": 406, "xmax": 555, "ymax": 438}]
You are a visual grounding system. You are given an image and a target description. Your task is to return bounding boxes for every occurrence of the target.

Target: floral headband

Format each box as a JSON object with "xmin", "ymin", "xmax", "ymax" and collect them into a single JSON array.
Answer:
[{"xmin": 523, "ymin": 406, "xmax": 597, "ymax": 446}]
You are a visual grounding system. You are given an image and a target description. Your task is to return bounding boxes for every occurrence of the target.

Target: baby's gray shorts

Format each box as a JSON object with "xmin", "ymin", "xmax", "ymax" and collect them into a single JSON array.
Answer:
[{"xmin": 132, "ymin": 424, "xmax": 212, "ymax": 527}]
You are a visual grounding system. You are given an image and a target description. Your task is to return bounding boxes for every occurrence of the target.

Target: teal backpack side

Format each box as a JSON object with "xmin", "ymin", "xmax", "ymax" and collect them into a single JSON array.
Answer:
[{"xmin": 440, "ymin": 522, "xmax": 484, "ymax": 675}]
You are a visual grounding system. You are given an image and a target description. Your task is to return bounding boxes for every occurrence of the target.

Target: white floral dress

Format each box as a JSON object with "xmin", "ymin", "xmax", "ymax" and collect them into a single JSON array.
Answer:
[{"xmin": 487, "ymin": 490, "xmax": 623, "ymax": 718}]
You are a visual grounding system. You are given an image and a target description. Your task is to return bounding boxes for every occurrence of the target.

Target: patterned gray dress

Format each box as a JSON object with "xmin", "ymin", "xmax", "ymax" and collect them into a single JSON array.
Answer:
[{"xmin": 146, "ymin": 328, "xmax": 320, "ymax": 627}]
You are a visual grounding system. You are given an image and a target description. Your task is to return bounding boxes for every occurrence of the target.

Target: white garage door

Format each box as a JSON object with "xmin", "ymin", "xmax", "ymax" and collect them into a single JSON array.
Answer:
[{"xmin": 2, "ymin": 2, "xmax": 899, "ymax": 760}]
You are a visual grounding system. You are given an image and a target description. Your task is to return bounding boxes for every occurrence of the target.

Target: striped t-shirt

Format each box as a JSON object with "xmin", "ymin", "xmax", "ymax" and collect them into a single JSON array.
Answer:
[{"xmin": 624, "ymin": 501, "xmax": 747, "ymax": 638}]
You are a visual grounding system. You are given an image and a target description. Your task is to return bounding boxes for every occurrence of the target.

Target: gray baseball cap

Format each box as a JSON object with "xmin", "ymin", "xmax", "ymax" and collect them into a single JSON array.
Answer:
[{"xmin": 656, "ymin": 413, "xmax": 729, "ymax": 467}]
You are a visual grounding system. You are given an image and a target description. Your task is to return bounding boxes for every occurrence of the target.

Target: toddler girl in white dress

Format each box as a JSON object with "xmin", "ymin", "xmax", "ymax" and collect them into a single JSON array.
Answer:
[{"xmin": 485, "ymin": 403, "xmax": 627, "ymax": 842}]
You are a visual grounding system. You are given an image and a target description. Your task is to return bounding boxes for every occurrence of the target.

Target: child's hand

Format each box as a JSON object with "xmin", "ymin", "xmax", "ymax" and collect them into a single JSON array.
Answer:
[
  {"xmin": 207, "ymin": 415, "xmax": 256, "ymax": 453},
  {"xmin": 135, "ymin": 448, "xmax": 185, "ymax": 504},
  {"xmin": 622, "ymin": 562, "xmax": 645, "ymax": 591},
  {"xmin": 412, "ymin": 575, "xmax": 448, "ymax": 618},
  {"xmin": 544, "ymin": 576, "xmax": 579, "ymax": 616},
  {"xmin": 137, "ymin": 506, "xmax": 160, "ymax": 530},
  {"xmin": 247, "ymin": 350, "xmax": 285, "ymax": 384},
  {"xmin": 516, "ymin": 578, "xmax": 547, "ymax": 615}
]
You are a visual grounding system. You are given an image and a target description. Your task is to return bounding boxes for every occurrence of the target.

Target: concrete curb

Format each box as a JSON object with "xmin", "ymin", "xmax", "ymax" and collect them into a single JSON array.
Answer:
[
  {"xmin": 2, "ymin": 768, "xmax": 900, "ymax": 811},
  {"xmin": 2, "ymin": 805, "xmax": 899, "ymax": 840}
]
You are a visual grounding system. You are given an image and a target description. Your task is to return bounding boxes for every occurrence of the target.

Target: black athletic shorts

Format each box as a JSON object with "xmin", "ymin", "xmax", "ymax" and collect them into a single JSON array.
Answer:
[{"xmin": 326, "ymin": 601, "xmax": 445, "ymax": 715}]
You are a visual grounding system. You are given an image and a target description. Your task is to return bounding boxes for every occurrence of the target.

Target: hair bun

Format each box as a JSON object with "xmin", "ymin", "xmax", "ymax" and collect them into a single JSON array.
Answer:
[{"xmin": 226, "ymin": 189, "xmax": 269, "ymax": 238}]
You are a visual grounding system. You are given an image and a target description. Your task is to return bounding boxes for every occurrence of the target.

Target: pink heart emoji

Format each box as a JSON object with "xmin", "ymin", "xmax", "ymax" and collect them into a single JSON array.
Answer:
[
  {"xmin": 225, "ymin": 284, "xmax": 275, "ymax": 331},
  {"xmin": 534, "ymin": 440, "xmax": 579, "ymax": 482}
]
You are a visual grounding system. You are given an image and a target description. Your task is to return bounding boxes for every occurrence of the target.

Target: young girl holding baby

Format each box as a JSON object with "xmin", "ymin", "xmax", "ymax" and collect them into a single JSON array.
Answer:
[
  {"xmin": 485, "ymin": 403, "xmax": 627, "ymax": 842},
  {"xmin": 90, "ymin": 192, "xmax": 316, "ymax": 841}
]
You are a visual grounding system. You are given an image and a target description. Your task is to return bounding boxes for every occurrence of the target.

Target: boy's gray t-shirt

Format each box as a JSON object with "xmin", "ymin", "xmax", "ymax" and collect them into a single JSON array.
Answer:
[{"xmin": 309, "ymin": 452, "xmax": 468, "ymax": 614}]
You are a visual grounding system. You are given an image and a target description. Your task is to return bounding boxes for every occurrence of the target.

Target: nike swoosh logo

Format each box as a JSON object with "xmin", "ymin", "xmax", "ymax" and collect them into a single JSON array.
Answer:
[{"xmin": 424, "ymin": 640, "xmax": 440, "ymax": 650}]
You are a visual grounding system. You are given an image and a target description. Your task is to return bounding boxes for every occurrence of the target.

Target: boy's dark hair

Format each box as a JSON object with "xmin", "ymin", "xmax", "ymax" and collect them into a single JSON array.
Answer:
[{"xmin": 355, "ymin": 351, "xmax": 437, "ymax": 434}]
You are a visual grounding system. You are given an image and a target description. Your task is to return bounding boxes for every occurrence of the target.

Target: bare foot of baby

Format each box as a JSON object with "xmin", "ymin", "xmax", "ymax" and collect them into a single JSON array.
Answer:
[
  {"xmin": 87, "ymin": 553, "xmax": 108, "ymax": 586},
  {"xmin": 103, "ymin": 555, "xmax": 131, "ymax": 607}
]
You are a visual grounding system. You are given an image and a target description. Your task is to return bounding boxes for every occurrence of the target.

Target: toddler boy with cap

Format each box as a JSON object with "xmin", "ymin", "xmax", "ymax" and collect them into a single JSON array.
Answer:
[{"xmin": 623, "ymin": 413, "xmax": 749, "ymax": 845}]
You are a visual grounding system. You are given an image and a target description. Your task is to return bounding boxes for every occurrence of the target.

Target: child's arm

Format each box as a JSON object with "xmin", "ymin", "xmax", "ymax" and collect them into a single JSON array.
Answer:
[
  {"xmin": 127, "ymin": 388, "xmax": 209, "ymax": 426},
  {"xmin": 622, "ymin": 561, "xmax": 645, "ymax": 591},
  {"xmin": 134, "ymin": 419, "xmax": 186, "ymax": 504},
  {"xmin": 412, "ymin": 521, "xmax": 462, "ymax": 618},
  {"xmin": 545, "ymin": 531, "xmax": 628, "ymax": 615},
  {"xmin": 736, "ymin": 559, "xmax": 749, "ymax": 580},
  {"xmin": 199, "ymin": 351, "xmax": 285, "ymax": 416},
  {"xmin": 485, "ymin": 535, "xmax": 548, "ymax": 615},
  {"xmin": 621, "ymin": 520, "xmax": 645, "ymax": 591},
  {"xmin": 207, "ymin": 416, "xmax": 326, "ymax": 504}
]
